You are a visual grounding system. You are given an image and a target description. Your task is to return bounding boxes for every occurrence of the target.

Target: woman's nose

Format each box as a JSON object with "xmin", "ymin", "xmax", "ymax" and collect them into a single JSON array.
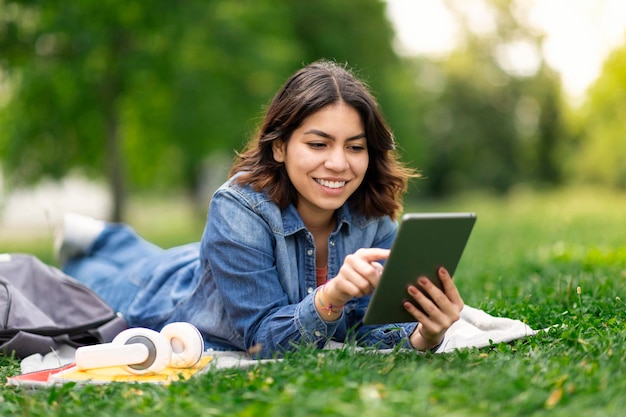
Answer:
[{"xmin": 325, "ymin": 148, "xmax": 349, "ymax": 171}]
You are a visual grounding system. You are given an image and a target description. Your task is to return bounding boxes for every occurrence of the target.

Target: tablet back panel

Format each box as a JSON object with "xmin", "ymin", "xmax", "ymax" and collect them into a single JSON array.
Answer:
[{"xmin": 363, "ymin": 212, "xmax": 476, "ymax": 325}]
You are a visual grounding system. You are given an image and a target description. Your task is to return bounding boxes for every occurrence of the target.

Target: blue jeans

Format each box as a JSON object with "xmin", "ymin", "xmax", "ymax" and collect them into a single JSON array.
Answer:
[{"xmin": 63, "ymin": 224, "xmax": 163, "ymax": 315}]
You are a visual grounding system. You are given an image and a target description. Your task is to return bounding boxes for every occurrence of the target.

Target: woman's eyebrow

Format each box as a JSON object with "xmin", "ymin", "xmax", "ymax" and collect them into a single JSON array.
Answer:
[{"xmin": 304, "ymin": 129, "xmax": 366, "ymax": 141}]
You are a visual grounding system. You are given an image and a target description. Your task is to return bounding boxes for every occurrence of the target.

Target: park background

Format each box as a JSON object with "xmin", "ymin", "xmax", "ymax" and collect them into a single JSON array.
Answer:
[
  {"xmin": 0, "ymin": 1, "xmax": 625, "ymax": 415},
  {"xmin": 1, "ymin": 0, "xmax": 625, "ymax": 233}
]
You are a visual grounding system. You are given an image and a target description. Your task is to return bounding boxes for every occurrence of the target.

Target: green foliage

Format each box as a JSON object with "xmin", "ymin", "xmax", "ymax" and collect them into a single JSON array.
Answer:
[
  {"xmin": 0, "ymin": 0, "xmax": 419, "ymax": 221},
  {"xmin": 1, "ymin": 187, "xmax": 626, "ymax": 416},
  {"xmin": 2, "ymin": 0, "xmax": 623, "ymax": 220},
  {"xmin": 0, "ymin": 1, "xmax": 298, "ymax": 214},
  {"xmin": 573, "ymin": 39, "xmax": 626, "ymax": 188},
  {"xmin": 405, "ymin": 0, "xmax": 569, "ymax": 198}
]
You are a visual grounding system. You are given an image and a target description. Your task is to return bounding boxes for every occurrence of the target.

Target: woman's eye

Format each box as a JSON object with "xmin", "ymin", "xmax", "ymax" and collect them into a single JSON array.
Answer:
[
  {"xmin": 348, "ymin": 145, "xmax": 366, "ymax": 152},
  {"xmin": 308, "ymin": 142, "xmax": 326, "ymax": 149}
]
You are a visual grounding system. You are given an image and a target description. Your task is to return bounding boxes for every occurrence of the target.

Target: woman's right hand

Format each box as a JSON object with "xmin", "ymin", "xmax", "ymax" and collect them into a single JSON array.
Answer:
[{"xmin": 322, "ymin": 248, "xmax": 390, "ymax": 306}]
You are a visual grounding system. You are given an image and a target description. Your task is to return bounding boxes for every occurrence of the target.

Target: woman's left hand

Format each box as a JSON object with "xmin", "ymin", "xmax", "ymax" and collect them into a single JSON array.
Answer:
[{"xmin": 405, "ymin": 267, "xmax": 464, "ymax": 351}]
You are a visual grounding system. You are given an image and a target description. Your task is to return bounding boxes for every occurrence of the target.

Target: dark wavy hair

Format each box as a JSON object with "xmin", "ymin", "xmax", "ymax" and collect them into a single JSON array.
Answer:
[{"xmin": 230, "ymin": 60, "xmax": 419, "ymax": 220}]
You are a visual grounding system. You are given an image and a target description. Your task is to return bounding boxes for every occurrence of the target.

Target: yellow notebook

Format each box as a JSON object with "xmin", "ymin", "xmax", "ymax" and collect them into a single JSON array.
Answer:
[{"xmin": 8, "ymin": 356, "xmax": 213, "ymax": 387}]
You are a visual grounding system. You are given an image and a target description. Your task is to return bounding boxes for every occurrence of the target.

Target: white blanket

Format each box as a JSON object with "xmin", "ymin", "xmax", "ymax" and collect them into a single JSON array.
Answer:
[
  {"xmin": 436, "ymin": 305, "xmax": 538, "ymax": 353},
  {"xmin": 19, "ymin": 305, "xmax": 540, "ymax": 374}
]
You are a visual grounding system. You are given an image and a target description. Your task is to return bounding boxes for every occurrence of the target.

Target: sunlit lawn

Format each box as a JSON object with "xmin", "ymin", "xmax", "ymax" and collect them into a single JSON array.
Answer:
[{"xmin": 1, "ymin": 186, "xmax": 625, "ymax": 416}]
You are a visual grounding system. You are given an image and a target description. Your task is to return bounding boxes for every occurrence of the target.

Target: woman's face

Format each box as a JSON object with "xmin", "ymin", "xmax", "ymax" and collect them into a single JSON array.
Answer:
[{"xmin": 272, "ymin": 102, "xmax": 369, "ymax": 226}]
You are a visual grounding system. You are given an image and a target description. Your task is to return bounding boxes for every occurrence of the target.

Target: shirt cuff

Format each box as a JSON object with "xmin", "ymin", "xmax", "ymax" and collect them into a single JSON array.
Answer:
[{"xmin": 294, "ymin": 290, "xmax": 342, "ymax": 346}]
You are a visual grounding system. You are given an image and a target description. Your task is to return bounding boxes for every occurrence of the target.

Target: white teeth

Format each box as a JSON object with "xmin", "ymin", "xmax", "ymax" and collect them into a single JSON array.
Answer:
[{"xmin": 316, "ymin": 179, "xmax": 346, "ymax": 189}]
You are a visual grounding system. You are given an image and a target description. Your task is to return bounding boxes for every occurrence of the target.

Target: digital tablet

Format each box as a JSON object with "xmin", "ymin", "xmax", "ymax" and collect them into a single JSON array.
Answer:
[{"xmin": 362, "ymin": 212, "xmax": 476, "ymax": 325}]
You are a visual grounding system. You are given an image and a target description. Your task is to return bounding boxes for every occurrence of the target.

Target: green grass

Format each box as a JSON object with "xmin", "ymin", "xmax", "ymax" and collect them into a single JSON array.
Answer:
[{"xmin": 1, "ymin": 186, "xmax": 625, "ymax": 416}]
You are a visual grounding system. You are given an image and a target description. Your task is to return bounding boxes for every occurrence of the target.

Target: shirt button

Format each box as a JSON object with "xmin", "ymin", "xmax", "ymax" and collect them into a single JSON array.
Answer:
[
  {"xmin": 314, "ymin": 330, "xmax": 322, "ymax": 337},
  {"xmin": 329, "ymin": 240, "xmax": 335, "ymax": 247},
  {"xmin": 307, "ymin": 287, "xmax": 314, "ymax": 294},
  {"xmin": 307, "ymin": 249, "xmax": 313, "ymax": 256}
]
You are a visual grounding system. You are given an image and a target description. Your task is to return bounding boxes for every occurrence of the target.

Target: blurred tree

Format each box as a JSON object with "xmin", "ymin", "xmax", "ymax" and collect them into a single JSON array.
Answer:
[
  {"xmin": 573, "ymin": 39, "xmax": 626, "ymax": 189},
  {"xmin": 1, "ymin": 0, "xmax": 174, "ymax": 221},
  {"xmin": 0, "ymin": 0, "xmax": 420, "ymax": 220},
  {"xmin": 0, "ymin": 0, "xmax": 300, "ymax": 221},
  {"xmin": 404, "ymin": 0, "xmax": 569, "ymax": 196}
]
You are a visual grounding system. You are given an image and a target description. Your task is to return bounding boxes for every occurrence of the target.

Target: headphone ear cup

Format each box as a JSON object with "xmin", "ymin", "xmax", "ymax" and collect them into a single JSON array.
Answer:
[
  {"xmin": 160, "ymin": 322, "xmax": 204, "ymax": 368},
  {"xmin": 112, "ymin": 328, "xmax": 172, "ymax": 375}
]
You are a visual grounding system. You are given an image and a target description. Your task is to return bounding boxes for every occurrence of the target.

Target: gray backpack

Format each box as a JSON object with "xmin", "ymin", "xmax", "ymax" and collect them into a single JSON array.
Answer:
[{"xmin": 0, "ymin": 253, "xmax": 128, "ymax": 359}]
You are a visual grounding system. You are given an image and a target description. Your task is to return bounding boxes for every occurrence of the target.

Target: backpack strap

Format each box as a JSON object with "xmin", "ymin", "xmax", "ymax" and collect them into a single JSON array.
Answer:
[{"xmin": 88, "ymin": 314, "xmax": 129, "ymax": 344}]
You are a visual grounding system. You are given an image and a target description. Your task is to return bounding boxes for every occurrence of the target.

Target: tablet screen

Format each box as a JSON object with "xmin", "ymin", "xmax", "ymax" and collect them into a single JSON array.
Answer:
[{"xmin": 362, "ymin": 212, "xmax": 476, "ymax": 325}]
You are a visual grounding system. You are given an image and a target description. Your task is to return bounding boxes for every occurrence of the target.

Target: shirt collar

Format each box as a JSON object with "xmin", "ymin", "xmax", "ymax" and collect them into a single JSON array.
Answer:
[{"xmin": 281, "ymin": 203, "xmax": 356, "ymax": 237}]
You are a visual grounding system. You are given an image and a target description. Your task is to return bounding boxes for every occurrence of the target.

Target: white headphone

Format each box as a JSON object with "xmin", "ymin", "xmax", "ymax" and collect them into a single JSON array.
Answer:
[{"xmin": 75, "ymin": 322, "xmax": 204, "ymax": 375}]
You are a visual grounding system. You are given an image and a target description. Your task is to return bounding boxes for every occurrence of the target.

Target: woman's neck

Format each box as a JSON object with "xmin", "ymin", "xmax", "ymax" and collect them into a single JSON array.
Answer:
[
  {"xmin": 297, "ymin": 203, "xmax": 335, "ymax": 234},
  {"xmin": 299, "ymin": 210, "xmax": 336, "ymax": 269}
]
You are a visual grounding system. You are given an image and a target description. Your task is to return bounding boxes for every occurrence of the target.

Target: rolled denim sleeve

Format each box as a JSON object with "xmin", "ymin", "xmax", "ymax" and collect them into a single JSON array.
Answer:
[
  {"xmin": 256, "ymin": 289, "xmax": 344, "ymax": 354},
  {"xmin": 354, "ymin": 322, "xmax": 417, "ymax": 350},
  {"xmin": 345, "ymin": 292, "xmax": 417, "ymax": 350}
]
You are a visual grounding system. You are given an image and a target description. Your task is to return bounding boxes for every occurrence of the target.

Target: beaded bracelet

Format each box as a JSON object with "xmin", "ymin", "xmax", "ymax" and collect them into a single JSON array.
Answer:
[{"xmin": 317, "ymin": 284, "xmax": 345, "ymax": 316}]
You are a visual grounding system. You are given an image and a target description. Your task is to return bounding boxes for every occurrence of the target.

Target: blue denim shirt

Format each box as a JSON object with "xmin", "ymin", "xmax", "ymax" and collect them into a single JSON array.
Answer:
[{"xmin": 116, "ymin": 177, "xmax": 417, "ymax": 358}]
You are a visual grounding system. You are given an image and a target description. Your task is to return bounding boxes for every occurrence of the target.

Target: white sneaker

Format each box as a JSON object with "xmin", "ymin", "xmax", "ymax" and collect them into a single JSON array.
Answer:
[{"xmin": 54, "ymin": 213, "xmax": 106, "ymax": 265}]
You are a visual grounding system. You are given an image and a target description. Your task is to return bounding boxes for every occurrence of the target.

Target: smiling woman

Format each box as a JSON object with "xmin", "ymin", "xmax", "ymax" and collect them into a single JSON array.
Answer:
[
  {"xmin": 55, "ymin": 60, "xmax": 464, "ymax": 358},
  {"xmin": 271, "ymin": 103, "xmax": 369, "ymax": 229}
]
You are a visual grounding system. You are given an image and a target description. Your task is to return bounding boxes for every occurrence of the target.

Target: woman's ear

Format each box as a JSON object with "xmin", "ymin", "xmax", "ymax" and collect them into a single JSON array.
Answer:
[{"xmin": 272, "ymin": 141, "xmax": 285, "ymax": 163}]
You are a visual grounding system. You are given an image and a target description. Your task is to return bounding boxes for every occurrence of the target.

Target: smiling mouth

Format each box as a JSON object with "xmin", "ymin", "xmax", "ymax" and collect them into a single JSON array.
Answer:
[{"xmin": 315, "ymin": 179, "xmax": 346, "ymax": 189}]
